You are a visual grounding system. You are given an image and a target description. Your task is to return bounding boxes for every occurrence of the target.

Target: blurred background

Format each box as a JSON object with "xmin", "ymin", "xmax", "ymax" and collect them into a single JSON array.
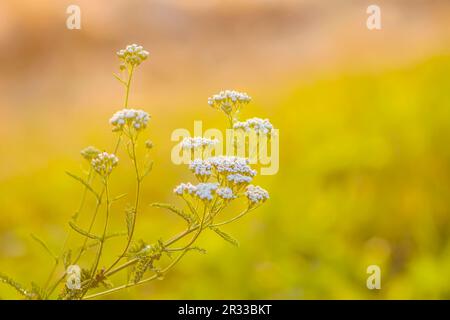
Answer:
[{"xmin": 1, "ymin": 0, "xmax": 450, "ymax": 299}]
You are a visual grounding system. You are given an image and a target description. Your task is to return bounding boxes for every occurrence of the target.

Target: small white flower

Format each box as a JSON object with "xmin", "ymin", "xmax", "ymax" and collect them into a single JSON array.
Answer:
[
  {"xmin": 245, "ymin": 185, "xmax": 269, "ymax": 204},
  {"xmin": 189, "ymin": 159, "xmax": 212, "ymax": 177},
  {"xmin": 109, "ymin": 108, "xmax": 150, "ymax": 132},
  {"xmin": 91, "ymin": 152, "xmax": 119, "ymax": 176},
  {"xmin": 208, "ymin": 90, "xmax": 251, "ymax": 107},
  {"xmin": 216, "ymin": 187, "xmax": 235, "ymax": 200},
  {"xmin": 208, "ymin": 90, "xmax": 251, "ymax": 114},
  {"xmin": 173, "ymin": 182, "xmax": 196, "ymax": 195},
  {"xmin": 80, "ymin": 146, "xmax": 100, "ymax": 161},
  {"xmin": 117, "ymin": 44, "xmax": 149, "ymax": 67},
  {"xmin": 194, "ymin": 183, "xmax": 219, "ymax": 201},
  {"xmin": 233, "ymin": 117, "xmax": 274, "ymax": 135},
  {"xmin": 207, "ymin": 156, "xmax": 257, "ymax": 176},
  {"xmin": 227, "ymin": 173, "xmax": 253, "ymax": 184},
  {"xmin": 174, "ymin": 182, "xmax": 218, "ymax": 201},
  {"xmin": 181, "ymin": 137, "xmax": 218, "ymax": 150}
]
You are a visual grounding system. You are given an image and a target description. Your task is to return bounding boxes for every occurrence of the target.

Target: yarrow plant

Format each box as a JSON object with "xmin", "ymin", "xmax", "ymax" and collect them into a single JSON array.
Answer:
[{"xmin": 0, "ymin": 45, "xmax": 271, "ymax": 300}]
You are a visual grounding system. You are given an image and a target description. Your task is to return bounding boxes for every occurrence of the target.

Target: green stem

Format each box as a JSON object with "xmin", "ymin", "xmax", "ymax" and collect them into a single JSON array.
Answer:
[
  {"xmin": 209, "ymin": 208, "xmax": 254, "ymax": 227},
  {"xmin": 83, "ymin": 250, "xmax": 187, "ymax": 300},
  {"xmin": 124, "ymin": 66, "xmax": 134, "ymax": 108},
  {"xmin": 43, "ymin": 168, "xmax": 93, "ymax": 293},
  {"xmin": 90, "ymin": 179, "xmax": 111, "ymax": 278},
  {"xmin": 104, "ymin": 138, "xmax": 140, "ymax": 273},
  {"xmin": 82, "ymin": 205, "xmax": 211, "ymax": 299},
  {"xmin": 77, "ymin": 179, "xmax": 110, "ymax": 299},
  {"xmin": 46, "ymin": 135, "xmax": 122, "ymax": 298}
]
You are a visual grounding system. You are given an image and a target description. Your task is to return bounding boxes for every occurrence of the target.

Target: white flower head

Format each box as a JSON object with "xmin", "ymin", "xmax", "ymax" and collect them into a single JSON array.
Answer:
[
  {"xmin": 91, "ymin": 152, "xmax": 119, "ymax": 176},
  {"xmin": 117, "ymin": 44, "xmax": 149, "ymax": 67},
  {"xmin": 227, "ymin": 173, "xmax": 253, "ymax": 185},
  {"xmin": 173, "ymin": 182, "xmax": 196, "ymax": 195},
  {"xmin": 80, "ymin": 146, "xmax": 100, "ymax": 161},
  {"xmin": 245, "ymin": 185, "xmax": 269, "ymax": 205},
  {"xmin": 216, "ymin": 187, "xmax": 235, "ymax": 200},
  {"xmin": 174, "ymin": 182, "xmax": 219, "ymax": 201},
  {"xmin": 207, "ymin": 156, "xmax": 257, "ymax": 177},
  {"xmin": 109, "ymin": 108, "xmax": 150, "ymax": 132},
  {"xmin": 194, "ymin": 183, "xmax": 219, "ymax": 201},
  {"xmin": 189, "ymin": 159, "xmax": 212, "ymax": 177},
  {"xmin": 208, "ymin": 90, "xmax": 251, "ymax": 114},
  {"xmin": 233, "ymin": 117, "xmax": 274, "ymax": 135},
  {"xmin": 181, "ymin": 137, "xmax": 218, "ymax": 150}
]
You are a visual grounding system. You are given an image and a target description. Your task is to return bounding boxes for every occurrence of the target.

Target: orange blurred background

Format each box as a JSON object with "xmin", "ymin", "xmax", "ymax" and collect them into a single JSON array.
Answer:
[{"xmin": 1, "ymin": 0, "xmax": 450, "ymax": 299}]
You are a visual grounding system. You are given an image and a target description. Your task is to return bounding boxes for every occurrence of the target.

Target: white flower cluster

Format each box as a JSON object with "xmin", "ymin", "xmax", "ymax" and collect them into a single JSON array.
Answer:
[
  {"xmin": 216, "ymin": 187, "xmax": 235, "ymax": 200},
  {"xmin": 227, "ymin": 173, "xmax": 253, "ymax": 184},
  {"xmin": 91, "ymin": 152, "xmax": 119, "ymax": 176},
  {"xmin": 208, "ymin": 156, "xmax": 257, "ymax": 177},
  {"xmin": 208, "ymin": 90, "xmax": 251, "ymax": 106},
  {"xmin": 208, "ymin": 90, "xmax": 251, "ymax": 114},
  {"xmin": 116, "ymin": 44, "xmax": 149, "ymax": 67},
  {"xmin": 174, "ymin": 182, "xmax": 197, "ymax": 195},
  {"xmin": 80, "ymin": 146, "xmax": 100, "ymax": 161},
  {"xmin": 181, "ymin": 137, "xmax": 218, "ymax": 150},
  {"xmin": 233, "ymin": 117, "xmax": 274, "ymax": 135},
  {"xmin": 188, "ymin": 157, "xmax": 256, "ymax": 181},
  {"xmin": 109, "ymin": 109, "xmax": 150, "ymax": 132},
  {"xmin": 245, "ymin": 185, "xmax": 269, "ymax": 204},
  {"xmin": 174, "ymin": 182, "xmax": 219, "ymax": 201},
  {"xmin": 189, "ymin": 159, "xmax": 212, "ymax": 177},
  {"xmin": 195, "ymin": 183, "xmax": 219, "ymax": 201}
]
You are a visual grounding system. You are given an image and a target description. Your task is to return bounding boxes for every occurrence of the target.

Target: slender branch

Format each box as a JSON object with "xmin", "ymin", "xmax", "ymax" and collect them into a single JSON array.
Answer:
[
  {"xmin": 104, "ymin": 137, "xmax": 140, "ymax": 273},
  {"xmin": 46, "ymin": 135, "xmax": 122, "ymax": 298},
  {"xmin": 209, "ymin": 207, "xmax": 254, "ymax": 227},
  {"xmin": 83, "ymin": 249, "xmax": 188, "ymax": 300},
  {"xmin": 124, "ymin": 66, "xmax": 134, "ymax": 108},
  {"xmin": 43, "ymin": 168, "xmax": 94, "ymax": 293}
]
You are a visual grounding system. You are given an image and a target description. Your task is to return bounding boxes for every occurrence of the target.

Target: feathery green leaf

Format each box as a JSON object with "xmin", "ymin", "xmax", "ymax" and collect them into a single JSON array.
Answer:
[
  {"xmin": 152, "ymin": 203, "xmax": 195, "ymax": 225},
  {"xmin": 0, "ymin": 273, "xmax": 31, "ymax": 298},
  {"xmin": 210, "ymin": 227, "xmax": 239, "ymax": 247},
  {"xmin": 69, "ymin": 221, "xmax": 101, "ymax": 240}
]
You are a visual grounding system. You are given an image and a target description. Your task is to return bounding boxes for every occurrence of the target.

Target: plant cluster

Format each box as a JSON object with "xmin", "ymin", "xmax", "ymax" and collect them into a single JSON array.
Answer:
[{"xmin": 0, "ymin": 44, "xmax": 273, "ymax": 300}]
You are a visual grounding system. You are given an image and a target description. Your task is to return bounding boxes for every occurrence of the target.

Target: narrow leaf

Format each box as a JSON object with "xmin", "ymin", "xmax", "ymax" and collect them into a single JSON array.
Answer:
[
  {"xmin": 30, "ymin": 234, "xmax": 58, "ymax": 262},
  {"xmin": 66, "ymin": 171, "xmax": 99, "ymax": 199},
  {"xmin": 62, "ymin": 250, "xmax": 72, "ymax": 269},
  {"xmin": 69, "ymin": 221, "xmax": 101, "ymax": 240},
  {"xmin": 152, "ymin": 203, "xmax": 194, "ymax": 224},
  {"xmin": 112, "ymin": 73, "xmax": 126, "ymax": 85},
  {"xmin": 210, "ymin": 227, "xmax": 239, "ymax": 247},
  {"xmin": 111, "ymin": 193, "xmax": 127, "ymax": 202},
  {"xmin": 0, "ymin": 273, "xmax": 31, "ymax": 298},
  {"xmin": 105, "ymin": 231, "xmax": 127, "ymax": 240},
  {"xmin": 186, "ymin": 246, "xmax": 207, "ymax": 254},
  {"xmin": 126, "ymin": 208, "xmax": 136, "ymax": 240},
  {"xmin": 140, "ymin": 161, "xmax": 153, "ymax": 180}
]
